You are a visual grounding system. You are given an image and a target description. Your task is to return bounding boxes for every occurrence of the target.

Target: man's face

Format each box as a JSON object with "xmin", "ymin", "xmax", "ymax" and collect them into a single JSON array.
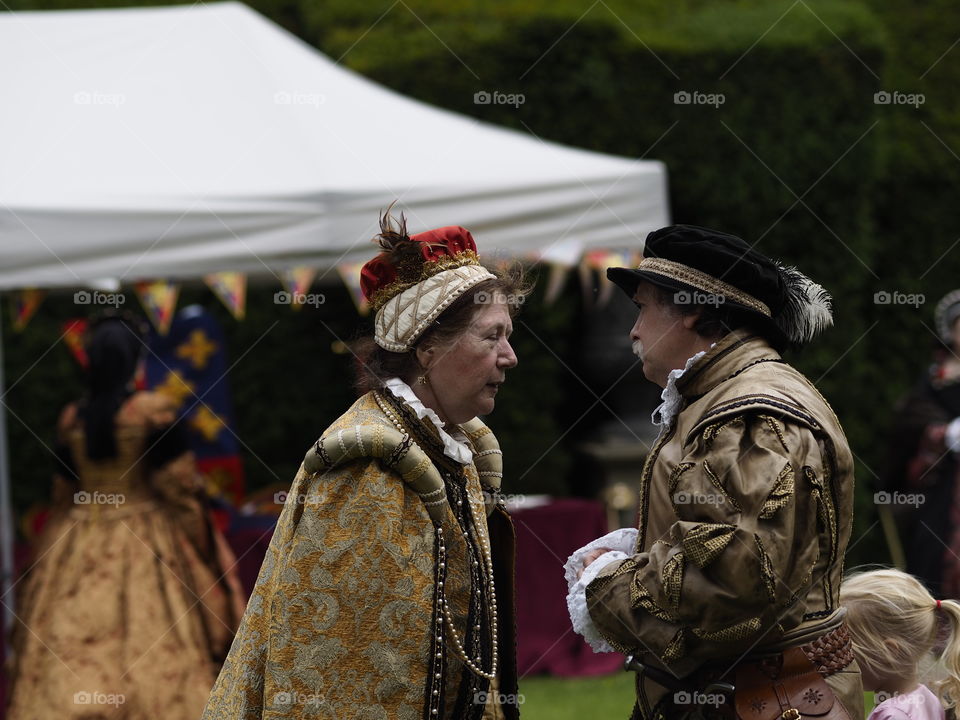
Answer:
[{"xmin": 629, "ymin": 282, "xmax": 699, "ymax": 388}]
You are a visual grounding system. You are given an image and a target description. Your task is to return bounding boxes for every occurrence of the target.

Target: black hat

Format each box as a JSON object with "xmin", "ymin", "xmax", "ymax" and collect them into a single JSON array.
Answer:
[{"xmin": 606, "ymin": 224, "xmax": 833, "ymax": 346}]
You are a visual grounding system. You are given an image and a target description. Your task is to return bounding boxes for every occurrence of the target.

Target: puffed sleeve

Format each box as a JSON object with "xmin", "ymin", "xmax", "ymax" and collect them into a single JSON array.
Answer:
[{"xmin": 585, "ymin": 413, "xmax": 824, "ymax": 675}]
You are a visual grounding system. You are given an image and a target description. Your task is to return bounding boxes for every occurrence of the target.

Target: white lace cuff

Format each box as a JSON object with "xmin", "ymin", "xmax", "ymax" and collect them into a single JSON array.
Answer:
[{"xmin": 564, "ymin": 528, "xmax": 638, "ymax": 653}]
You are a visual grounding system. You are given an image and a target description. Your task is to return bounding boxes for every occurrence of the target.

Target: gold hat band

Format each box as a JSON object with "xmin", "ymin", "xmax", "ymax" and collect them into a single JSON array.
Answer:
[{"xmin": 638, "ymin": 257, "xmax": 772, "ymax": 317}]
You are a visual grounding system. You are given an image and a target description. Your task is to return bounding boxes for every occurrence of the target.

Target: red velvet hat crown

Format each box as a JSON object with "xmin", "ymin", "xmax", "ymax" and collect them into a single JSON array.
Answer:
[{"xmin": 361, "ymin": 225, "xmax": 482, "ymax": 311}]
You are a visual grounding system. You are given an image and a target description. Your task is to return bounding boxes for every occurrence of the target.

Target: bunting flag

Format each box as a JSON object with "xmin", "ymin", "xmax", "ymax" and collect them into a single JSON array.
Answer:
[
  {"xmin": 135, "ymin": 280, "xmax": 179, "ymax": 335},
  {"xmin": 145, "ymin": 307, "xmax": 245, "ymax": 502},
  {"xmin": 61, "ymin": 318, "xmax": 89, "ymax": 368},
  {"xmin": 281, "ymin": 266, "xmax": 317, "ymax": 311},
  {"xmin": 204, "ymin": 271, "xmax": 247, "ymax": 320},
  {"xmin": 11, "ymin": 288, "xmax": 44, "ymax": 331},
  {"xmin": 336, "ymin": 261, "xmax": 369, "ymax": 315},
  {"xmin": 579, "ymin": 250, "xmax": 631, "ymax": 307},
  {"xmin": 543, "ymin": 262, "xmax": 573, "ymax": 306}
]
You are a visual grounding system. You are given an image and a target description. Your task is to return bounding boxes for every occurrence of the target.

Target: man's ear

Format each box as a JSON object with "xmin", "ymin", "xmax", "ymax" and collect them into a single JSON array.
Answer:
[{"xmin": 681, "ymin": 311, "xmax": 701, "ymax": 330}]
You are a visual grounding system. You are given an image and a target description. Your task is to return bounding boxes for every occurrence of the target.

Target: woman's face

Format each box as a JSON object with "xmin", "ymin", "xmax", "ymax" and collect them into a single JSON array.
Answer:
[{"xmin": 416, "ymin": 298, "xmax": 518, "ymax": 425}]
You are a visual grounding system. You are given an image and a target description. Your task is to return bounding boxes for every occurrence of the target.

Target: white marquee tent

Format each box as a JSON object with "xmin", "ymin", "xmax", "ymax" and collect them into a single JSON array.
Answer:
[{"xmin": 0, "ymin": 1, "xmax": 668, "ymax": 630}]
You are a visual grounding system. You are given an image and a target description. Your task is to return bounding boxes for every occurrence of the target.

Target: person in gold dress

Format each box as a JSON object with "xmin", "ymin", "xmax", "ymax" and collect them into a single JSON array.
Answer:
[
  {"xmin": 201, "ymin": 212, "xmax": 526, "ymax": 719},
  {"xmin": 5, "ymin": 313, "xmax": 245, "ymax": 720}
]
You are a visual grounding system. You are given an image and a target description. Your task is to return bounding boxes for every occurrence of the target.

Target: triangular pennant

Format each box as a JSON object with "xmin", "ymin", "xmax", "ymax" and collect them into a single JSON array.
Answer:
[
  {"xmin": 204, "ymin": 272, "xmax": 247, "ymax": 320},
  {"xmin": 281, "ymin": 266, "xmax": 318, "ymax": 311},
  {"xmin": 11, "ymin": 288, "xmax": 44, "ymax": 331},
  {"xmin": 62, "ymin": 318, "xmax": 89, "ymax": 368},
  {"xmin": 336, "ymin": 261, "xmax": 370, "ymax": 316},
  {"xmin": 543, "ymin": 262, "xmax": 572, "ymax": 306},
  {"xmin": 135, "ymin": 280, "xmax": 180, "ymax": 335}
]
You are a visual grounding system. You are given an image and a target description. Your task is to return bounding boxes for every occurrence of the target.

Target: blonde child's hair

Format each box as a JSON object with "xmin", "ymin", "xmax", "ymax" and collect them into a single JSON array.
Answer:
[{"xmin": 840, "ymin": 568, "xmax": 960, "ymax": 708}]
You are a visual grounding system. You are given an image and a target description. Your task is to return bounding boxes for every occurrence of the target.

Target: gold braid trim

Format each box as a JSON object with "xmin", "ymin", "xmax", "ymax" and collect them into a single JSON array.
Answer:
[
  {"xmin": 692, "ymin": 616, "xmax": 762, "ymax": 642},
  {"xmin": 759, "ymin": 462, "xmax": 794, "ymax": 519},
  {"xmin": 370, "ymin": 250, "xmax": 483, "ymax": 311},
  {"xmin": 639, "ymin": 257, "xmax": 772, "ymax": 317}
]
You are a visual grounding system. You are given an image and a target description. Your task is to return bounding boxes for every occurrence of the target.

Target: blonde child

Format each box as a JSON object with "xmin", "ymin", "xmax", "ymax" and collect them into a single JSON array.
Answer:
[{"xmin": 841, "ymin": 568, "xmax": 960, "ymax": 720}]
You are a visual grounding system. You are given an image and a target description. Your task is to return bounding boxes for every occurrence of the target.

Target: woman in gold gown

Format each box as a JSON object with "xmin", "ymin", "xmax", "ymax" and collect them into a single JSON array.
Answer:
[
  {"xmin": 6, "ymin": 314, "xmax": 245, "ymax": 720},
  {"xmin": 202, "ymin": 213, "xmax": 526, "ymax": 719}
]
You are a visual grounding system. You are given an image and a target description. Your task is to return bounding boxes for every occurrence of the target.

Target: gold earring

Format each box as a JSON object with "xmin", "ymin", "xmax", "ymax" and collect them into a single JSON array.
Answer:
[{"xmin": 417, "ymin": 374, "xmax": 428, "ymax": 385}]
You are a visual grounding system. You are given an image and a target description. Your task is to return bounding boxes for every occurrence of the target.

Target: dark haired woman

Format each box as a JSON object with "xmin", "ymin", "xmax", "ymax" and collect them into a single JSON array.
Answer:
[
  {"xmin": 203, "ymin": 215, "xmax": 527, "ymax": 720},
  {"xmin": 6, "ymin": 314, "xmax": 245, "ymax": 720}
]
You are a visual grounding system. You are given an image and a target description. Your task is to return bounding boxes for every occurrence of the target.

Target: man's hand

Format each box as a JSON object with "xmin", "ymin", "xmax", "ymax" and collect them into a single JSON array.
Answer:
[{"xmin": 577, "ymin": 547, "xmax": 614, "ymax": 579}]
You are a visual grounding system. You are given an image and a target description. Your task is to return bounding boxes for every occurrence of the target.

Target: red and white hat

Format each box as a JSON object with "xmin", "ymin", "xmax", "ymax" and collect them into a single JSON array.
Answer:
[{"xmin": 361, "ymin": 223, "xmax": 495, "ymax": 352}]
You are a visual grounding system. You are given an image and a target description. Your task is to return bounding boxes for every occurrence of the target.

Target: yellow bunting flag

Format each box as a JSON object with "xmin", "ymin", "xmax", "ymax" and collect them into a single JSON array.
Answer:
[
  {"xmin": 135, "ymin": 280, "xmax": 179, "ymax": 335},
  {"xmin": 11, "ymin": 288, "xmax": 44, "ymax": 331},
  {"xmin": 336, "ymin": 261, "xmax": 369, "ymax": 316},
  {"xmin": 204, "ymin": 272, "xmax": 247, "ymax": 321},
  {"xmin": 280, "ymin": 266, "xmax": 318, "ymax": 311}
]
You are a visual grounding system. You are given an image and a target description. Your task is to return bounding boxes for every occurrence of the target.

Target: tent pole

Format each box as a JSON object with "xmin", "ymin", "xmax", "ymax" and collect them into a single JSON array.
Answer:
[{"xmin": 0, "ymin": 306, "xmax": 14, "ymax": 663}]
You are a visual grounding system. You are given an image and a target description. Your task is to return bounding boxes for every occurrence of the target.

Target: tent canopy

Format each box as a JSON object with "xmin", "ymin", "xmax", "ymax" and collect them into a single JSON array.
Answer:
[{"xmin": 0, "ymin": 2, "xmax": 668, "ymax": 291}]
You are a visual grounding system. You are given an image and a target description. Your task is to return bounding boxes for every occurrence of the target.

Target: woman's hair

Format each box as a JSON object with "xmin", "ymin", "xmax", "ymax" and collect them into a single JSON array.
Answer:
[
  {"xmin": 82, "ymin": 313, "xmax": 146, "ymax": 460},
  {"xmin": 354, "ymin": 267, "xmax": 530, "ymax": 395},
  {"xmin": 841, "ymin": 568, "xmax": 960, "ymax": 707}
]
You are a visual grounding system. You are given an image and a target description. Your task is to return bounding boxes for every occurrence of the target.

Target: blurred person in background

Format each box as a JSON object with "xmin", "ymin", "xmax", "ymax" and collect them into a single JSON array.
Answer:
[
  {"xmin": 202, "ymin": 212, "xmax": 526, "ymax": 720},
  {"xmin": 5, "ymin": 312, "xmax": 245, "ymax": 720},
  {"xmin": 565, "ymin": 225, "xmax": 862, "ymax": 720},
  {"xmin": 883, "ymin": 290, "xmax": 960, "ymax": 597}
]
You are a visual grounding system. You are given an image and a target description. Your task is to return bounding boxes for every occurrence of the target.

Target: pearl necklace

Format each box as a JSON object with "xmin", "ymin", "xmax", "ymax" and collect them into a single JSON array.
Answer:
[
  {"xmin": 375, "ymin": 392, "xmax": 499, "ymax": 681},
  {"xmin": 436, "ymin": 520, "xmax": 498, "ymax": 680}
]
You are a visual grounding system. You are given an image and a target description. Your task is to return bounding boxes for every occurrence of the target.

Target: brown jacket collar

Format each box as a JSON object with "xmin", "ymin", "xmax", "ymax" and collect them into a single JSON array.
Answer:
[{"xmin": 676, "ymin": 329, "xmax": 782, "ymax": 400}]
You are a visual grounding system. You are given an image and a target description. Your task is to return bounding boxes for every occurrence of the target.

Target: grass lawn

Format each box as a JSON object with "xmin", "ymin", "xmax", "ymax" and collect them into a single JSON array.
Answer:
[{"xmin": 517, "ymin": 672, "xmax": 635, "ymax": 720}]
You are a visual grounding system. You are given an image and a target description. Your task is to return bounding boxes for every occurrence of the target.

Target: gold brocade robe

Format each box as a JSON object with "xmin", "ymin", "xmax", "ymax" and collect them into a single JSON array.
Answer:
[
  {"xmin": 586, "ymin": 331, "xmax": 863, "ymax": 720},
  {"xmin": 201, "ymin": 391, "xmax": 519, "ymax": 720}
]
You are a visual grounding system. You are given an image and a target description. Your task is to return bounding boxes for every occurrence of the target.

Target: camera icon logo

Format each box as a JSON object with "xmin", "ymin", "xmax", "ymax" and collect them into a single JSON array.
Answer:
[
  {"xmin": 673, "ymin": 91, "xmax": 691, "ymax": 105},
  {"xmin": 274, "ymin": 291, "xmax": 292, "ymax": 305},
  {"xmin": 874, "ymin": 91, "xmax": 891, "ymax": 105},
  {"xmin": 274, "ymin": 491, "xmax": 288, "ymax": 504},
  {"xmin": 474, "ymin": 91, "xmax": 492, "ymax": 105}
]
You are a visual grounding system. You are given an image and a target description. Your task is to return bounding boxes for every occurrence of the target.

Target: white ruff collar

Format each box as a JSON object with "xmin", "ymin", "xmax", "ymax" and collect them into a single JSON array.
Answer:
[
  {"xmin": 651, "ymin": 345, "xmax": 715, "ymax": 429},
  {"xmin": 384, "ymin": 377, "xmax": 474, "ymax": 465}
]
